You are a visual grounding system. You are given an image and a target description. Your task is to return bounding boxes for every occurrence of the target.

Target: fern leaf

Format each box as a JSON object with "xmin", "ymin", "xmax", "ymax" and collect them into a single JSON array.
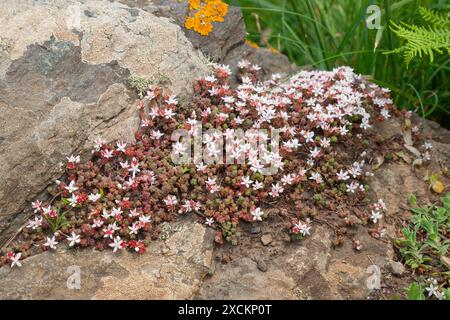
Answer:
[
  {"xmin": 419, "ymin": 7, "xmax": 449, "ymax": 28},
  {"xmin": 389, "ymin": 21, "xmax": 450, "ymax": 67}
]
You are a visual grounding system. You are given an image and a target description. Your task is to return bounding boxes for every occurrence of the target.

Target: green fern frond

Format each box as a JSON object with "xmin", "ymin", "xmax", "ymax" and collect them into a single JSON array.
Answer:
[
  {"xmin": 388, "ymin": 20, "xmax": 450, "ymax": 67},
  {"xmin": 418, "ymin": 6, "xmax": 449, "ymax": 28}
]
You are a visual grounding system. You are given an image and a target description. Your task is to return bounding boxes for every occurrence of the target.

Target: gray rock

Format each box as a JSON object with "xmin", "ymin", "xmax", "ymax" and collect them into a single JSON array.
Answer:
[
  {"xmin": 387, "ymin": 260, "xmax": 405, "ymax": 276},
  {"xmin": 119, "ymin": 0, "xmax": 246, "ymax": 62},
  {"xmin": 0, "ymin": 220, "xmax": 214, "ymax": 299},
  {"xmin": 117, "ymin": 0, "xmax": 297, "ymax": 78},
  {"xmin": 198, "ymin": 257, "xmax": 296, "ymax": 299},
  {"xmin": 198, "ymin": 224, "xmax": 393, "ymax": 300},
  {"xmin": 256, "ymin": 259, "xmax": 268, "ymax": 272},
  {"xmin": 261, "ymin": 234, "xmax": 273, "ymax": 246},
  {"xmin": 0, "ymin": 0, "xmax": 208, "ymax": 238},
  {"xmin": 250, "ymin": 226, "xmax": 261, "ymax": 234}
]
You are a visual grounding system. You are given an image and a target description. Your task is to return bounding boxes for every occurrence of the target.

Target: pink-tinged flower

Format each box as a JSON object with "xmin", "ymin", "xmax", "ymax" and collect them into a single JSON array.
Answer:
[
  {"xmin": 120, "ymin": 161, "xmax": 130, "ymax": 169},
  {"xmin": 44, "ymin": 236, "xmax": 58, "ymax": 250},
  {"xmin": 164, "ymin": 195, "xmax": 178, "ymax": 207},
  {"xmin": 339, "ymin": 125, "xmax": 349, "ymax": 136},
  {"xmin": 346, "ymin": 181, "xmax": 359, "ymax": 194},
  {"xmin": 140, "ymin": 170, "xmax": 156, "ymax": 185},
  {"xmin": 205, "ymin": 217, "xmax": 214, "ymax": 226},
  {"xmin": 66, "ymin": 154, "xmax": 80, "ymax": 169},
  {"xmin": 299, "ymin": 223, "xmax": 311, "ymax": 236},
  {"xmin": 67, "ymin": 232, "xmax": 81, "ymax": 247},
  {"xmin": 320, "ymin": 137, "xmax": 330, "ymax": 148},
  {"xmin": 43, "ymin": 205, "xmax": 57, "ymax": 218},
  {"xmin": 309, "ymin": 172, "xmax": 323, "ymax": 184},
  {"xmin": 65, "ymin": 180, "xmax": 78, "ymax": 193},
  {"xmin": 109, "ymin": 236, "xmax": 125, "ymax": 253},
  {"xmin": 163, "ymin": 108, "xmax": 176, "ymax": 119},
  {"xmin": 370, "ymin": 210, "xmax": 383, "ymax": 223},
  {"xmin": 139, "ymin": 215, "xmax": 151, "ymax": 224},
  {"xmin": 165, "ymin": 94, "xmax": 178, "ymax": 106},
  {"xmin": 146, "ymin": 87, "xmax": 157, "ymax": 100},
  {"xmin": 149, "ymin": 107, "xmax": 159, "ymax": 119},
  {"xmin": 7, "ymin": 252, "xmax": 22, "ymax": 268},
  {"xmin": 303, "ymin": 131, "xmax": 315, "ymax": 143},
  {"xmin": 370, "ymin": 199, "xmax": 387, "ymax": 212},
  {"xmin": 103, "ymin": 222, "xmax": 119, "ymax": 239},
  {"xmin": 116, "ymin": 141, "xmax": 127, "ymax": 153},
  {"xmin": 31, "ymin": 200, "xmax": 43, "ymax": 213},
  {"xmin": 237, "ymin": 59, "xmax": 250, "ymax": 69},
  {"xmin": 251, "ymin": 64, "xmax": 261, "ymax": 72},
  {"xmin": 103, "ymin": 228, "xmax": 114, "ymax": 239},
  {"xmin": 150, "ymin": 130, "xmax": 164, "ymax": 140},
  {"xmin": 137, "ymin": 100, "xmax": 145, "ymax": 110},
  {"xmin": 93, "ymin": 138, "xmax": 105, "ymax": 153},
  {"xmin": 173, "ymin": 141, "xmax": 187, "ymax": 155},
  {"xmin": 281, "ymin": 174, "xmax": 295, "ymax": 185},
  {"xmin": 128, "ymin": 157, "xmax": 140, "ymax": 178},
  {"xmin": 92, "ymin": 219, "xmax": 104, "ymax": 228},
  {"xmin": 348, "ymin": 162, "xmax": 362, "ymax": 178},
  {"xmin": 292, "ymin": 219, "xmax": 312, "ymax": 236},
  {"xmin": 269, "ymin": 183, "xmax": 284, "ymax": 197},
  {"xmin": 204, "ymin": 75, "xmax": 217, "ymax": 83},
  {"xmin": 111, "ymin": 207, "xmax": 123, "ymax": 219},
  {"xmin": 251, "ymin": 207, "xmax": 264, "ymax": 221},
  {"xmin": 129, "ymin": 208, "xmax": 140, "ymax": 218},
  {"xmin": 141, "ymin": 118, "xmax": 151, "ymax": 127},
  {"xmin": 252, "ymin": 181, "xmax": 264, "ymax": 190},
  {"xmin": 336, "ymin": 170, "xmax": 349, "ymax": 181},
  {"xmin": 129, "ymin": 240, "xmax": 145, "ymax": 254},
  {"xmin": 68, "ymin": 194, "xmax": 78, "ymax": 207},
  {"xmin": 241, "ymin": 176, "xmax": 253, "ymax": 188},
  {"xmin": 101, "ymin": 149, "xmax": 114, "ymax": 159},
  {"xmin": 205, "ymin": 177, "xmax": 220, "ymax": 194},
  {"xmin": 179, "ymin": 200, "xmax": 201, "ymax": 214},
  {"xmin": 380, "ymin": 108, "xmax": 390, "ymax": 119},
  {"xmin": 27, "ymin": 216, "xmax": 43, "ymax": 230},
  {"xmin": 377, "ymin": 199, "xmax": 387, "ymax": 211},
  {"xmin": 216, "ymin": 64, "xmax": 232, "ymax": 78},
  {"xmin": 222, "ymin": 96, "xmax": 235, "ymax": 104},
  {"xmin": 249, "ymin": 159, "xmax": 264, "ymax": 174},
  {"xmin": 124, "ymin": 177, "xmax": 138, "ymax": 190},
  {"xmin": 128, "ymin": 222, "xmax": 141, "ymax": 235},
  {"xmin": 88, "ymin": 193, "xmax": 101, "ymax": 202},
  {"xmin": 101, "ymin": 209, "xmax": 111, "ymax": 220},
  {"xmin": 201, "ymin": 107, "xmax": 212, "ymax": 117},
  {"xmin": 66, "ymin": 154, "xmax": 80, "ymax": 163}
]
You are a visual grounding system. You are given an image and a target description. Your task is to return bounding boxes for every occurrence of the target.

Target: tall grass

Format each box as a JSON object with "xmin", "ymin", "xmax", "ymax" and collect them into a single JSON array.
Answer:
[{"xmin": 226, "ymin": 0, "xmax": 449, "ymax": 126}]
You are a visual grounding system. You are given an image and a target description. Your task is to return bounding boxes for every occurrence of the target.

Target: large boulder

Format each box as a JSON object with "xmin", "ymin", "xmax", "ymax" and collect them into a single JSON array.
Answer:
[
  {"xmin": 117, "ymin": 0, "xmax": 297, "ymax": 77},
  {"xmin": 0, "ymin": 219, "xmax": 214, "ymax": 299},
  {"xmin": 0, "ymin": 0, "xmax": 209, "ymax": 237}
]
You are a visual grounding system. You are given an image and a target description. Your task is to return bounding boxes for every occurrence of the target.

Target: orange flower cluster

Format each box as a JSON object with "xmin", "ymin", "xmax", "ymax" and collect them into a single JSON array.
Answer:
[{"xmin": 185, "ymin": 0, "xmax": 228, "ymax": 36}]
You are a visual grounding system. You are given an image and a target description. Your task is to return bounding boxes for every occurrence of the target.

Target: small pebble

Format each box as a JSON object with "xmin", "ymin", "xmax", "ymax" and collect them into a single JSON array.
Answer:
[
  {"xmin": 251, "ymin": 226, "xmax": 261, "ymax": 234},
  {"xmin": 261, "ymin": 234, "xmax": 272, "ymax": 246},
  {"xmin": 256, "ymin": 259, "xmax": 267, "ymax": 272},
  {"xmin": 387, "ymin": 260, "xmax": 405, "ymax": 276}
]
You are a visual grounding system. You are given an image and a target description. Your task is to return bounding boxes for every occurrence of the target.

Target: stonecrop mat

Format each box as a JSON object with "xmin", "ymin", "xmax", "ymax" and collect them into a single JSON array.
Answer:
[{"xmin": 2, "ymin": 61, "xmax": 432, "ymax": 270}]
